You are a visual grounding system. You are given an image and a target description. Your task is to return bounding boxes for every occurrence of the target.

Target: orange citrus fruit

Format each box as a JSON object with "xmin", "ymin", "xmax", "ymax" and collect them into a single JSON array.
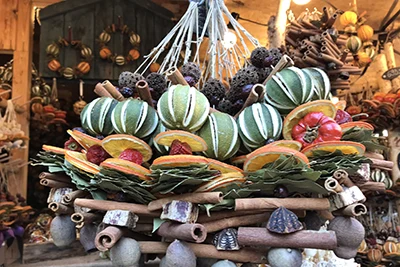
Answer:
[
  {"xmin": 230, "ymin": 155, "xmax": 247, "ymax": 166},
  {"xmin": 340, "ymin": 121, "xmax": 374, "ymax": 132},
  {"xmin": 283, "ymin": 100, "xmax": 337, "ymax": 140},
  {"xmin": 154, "ymin": 130, "xmax": 208, "ymax": 152},
  {"xmin": 42, "ymin": 145, "xmax": 67, "ymax": 155},
  {"xmin": 195, "ymin": 172, "xmax": 246, "ymax": 192},
  {"xmin": 266, "ymin": 140, "xmax": 302, "ymax": 151},
  {"xmin": 65, "ymin": 150, "xmax": 100, "ymax": 174},
  {"xmin": 100, "ymin": 158, "xmax": 151, "ymax": 180},
  {"xmin": 207, "ymin": 158, "xmax": 244, "ymax": 174},
  {"xmin": 151, "ymin": 155, "xmax": 209, "ymax": 168},
  {"xmin": 244, "ymin": 146, "xmax": 309, "ymax": 172},
  {"xmin": 301, "ymin": 141, "xmax": 366, "ymax": 157},
  {"xmin": 67, "ymin": 129, "xmax": 101, "ymax": 150},
  {"xmin": 101, "ymin": 134, "xmax": 152, "ymax": 162}
]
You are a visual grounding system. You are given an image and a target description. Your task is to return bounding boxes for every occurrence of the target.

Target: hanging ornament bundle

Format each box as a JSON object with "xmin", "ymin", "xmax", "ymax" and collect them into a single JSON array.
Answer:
[
  {"xmin": 73, "ymin": 80, "xmax": 87, "ymax": 115},
  {"xmin": 46, "ymin": 27, "xmax": 93, "ymax": 79},
  {"xmin": 135, "ymin": 0, "xmax": 260, "ymax": 83},
  {"xmin": 97, "ymin": 17, "xmax": 141, "ymax": 66}
]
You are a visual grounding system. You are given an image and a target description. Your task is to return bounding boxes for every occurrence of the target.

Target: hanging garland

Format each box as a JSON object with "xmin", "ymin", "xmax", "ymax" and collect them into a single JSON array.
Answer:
[
  {"xmin": 97, "ymin": 17, "xmax": 141, "ymax": 66},
  {"xmin": 46, "ymin": 27, "xmax": 93, "ymax": 80}
]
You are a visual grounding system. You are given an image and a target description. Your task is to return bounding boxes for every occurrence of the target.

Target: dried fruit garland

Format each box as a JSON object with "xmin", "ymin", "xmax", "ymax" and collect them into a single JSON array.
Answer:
[
  {"xmin": 46, "ymin": 36, "xmax": 93, "ymax": 80},
  {"xmin": 97, "ymin": 22, "xmax": 141, "ymax": 66}
]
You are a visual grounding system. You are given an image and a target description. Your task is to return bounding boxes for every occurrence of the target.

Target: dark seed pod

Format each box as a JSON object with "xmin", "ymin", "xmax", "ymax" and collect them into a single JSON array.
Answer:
[
  {"xmin": 213, "ymin": 228, "xmax": 239, "ymax": 251},
  {"xmin": 181, "ymin": 62, "xmax": 201, "ymax": 83},
  {"xmin": 118, "ymin": 71, "xmax": 144, "ymax": 89},
  {"xmin": 230, "ymin": 67, "xmax": 259, "ymax": 93},
  {"xmin": 250, "ymin": 47, "xmax": 269, "ymax": 68},
  {"xmin": 146, "ymin": 73, "xmax": 167, "ymax": 94},
  {"xmin": 267, "ymin": 206, "xmax": 303, "ymax": 234},
  {"xmin": 201, "ymin": 78, "xmax": 226, "ymax": 106},
  {"xmin": 217, "ymin": 99, "xmax": 235, "ymax": 115}
]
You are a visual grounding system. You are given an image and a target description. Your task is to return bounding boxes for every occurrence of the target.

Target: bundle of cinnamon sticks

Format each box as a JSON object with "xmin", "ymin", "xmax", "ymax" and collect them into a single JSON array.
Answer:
[{"xmin": 286, "ymin": 8, "xmax": 361, "ymax": 91}]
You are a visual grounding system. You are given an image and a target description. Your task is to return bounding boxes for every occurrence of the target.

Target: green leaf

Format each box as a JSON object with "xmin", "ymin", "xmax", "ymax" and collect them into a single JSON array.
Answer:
[
  {"xmin": 91, "ymin": 190, "xmax": 107, "ymax": 200},
  {"xmin": 201, "ymin": 199, "xmax": 235, "ymax": 215},
  {"xmin": 152, "ymin": 218, "xmax": 166, "ymax": 233}
]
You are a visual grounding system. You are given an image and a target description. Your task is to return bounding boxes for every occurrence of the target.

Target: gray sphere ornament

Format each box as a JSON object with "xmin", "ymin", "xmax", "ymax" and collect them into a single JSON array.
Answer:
[
  {"xmin": 110, "ymin": 237, "xmax": 141, "ymax": 267},
  {"xmin": 267, "ymin": 248, "xmax": 302, "ymax": 267},
  {"xmin": 50, "ymin": 215, "xmax": 76, "ymax": 248}
]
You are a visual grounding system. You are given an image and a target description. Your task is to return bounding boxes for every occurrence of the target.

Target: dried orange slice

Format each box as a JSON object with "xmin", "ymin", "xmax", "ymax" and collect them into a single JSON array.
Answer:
[
  {"xmin": 195, "ymin": 172, "xmax": 246, "ymax": 192},
  {"xmin": 151, "ymin": 155, "xmax": 209, "ymax": 168},
  {"xmin": 335, "ymin": 100, "xmax": 347, "ymax": 110},
  {"xmin": 42, "ymin": 145, "xmax": 67, "ymax": 155},
  {"xmin": 301, "ymin": 141, "xmax": 366, "ymax": 157},
  {"xmin": 266, "ymin": 140, "xmax": 302, "ymax": 151},
  {"xmin": 101, "ymin": 134, "xmax": 152, "ymax": 162},
  {"xmin": 65, "ymin": 150, "xmax": 100, "ymax": 174},
  {"xmin": 244, "ymin": 146, "xmax": 309, "ymax": 172},
  {"xmin": 100, "ymin": 158, "xmax": 151, "ymax": 180},
  {"xmin": 283, "ymin": 100, "xmax": 337, "ymax": 140},
  {"xmin": 207, "ymin": 158, "xmax": 244, "ymax": 174},
  {"xmin": 230, "ymin": 155, "xmax": 247, "ymax": 166},
  {"xmin": 154, "ymin": 130, "xmax": 207, "ymax": 152},
  {"xmin": 67, "ymin": 130, "xmax": 101, "ymax": 150},
  {"xmin": 340, "ymin": 122, "xmax": 374, "ymax": 132}
]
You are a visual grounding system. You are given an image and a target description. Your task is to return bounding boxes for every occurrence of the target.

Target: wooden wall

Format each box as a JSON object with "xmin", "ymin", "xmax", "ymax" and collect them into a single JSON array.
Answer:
[{"xmin": 0, "ymin": 0, "xmax": 18, "ymax": 51}]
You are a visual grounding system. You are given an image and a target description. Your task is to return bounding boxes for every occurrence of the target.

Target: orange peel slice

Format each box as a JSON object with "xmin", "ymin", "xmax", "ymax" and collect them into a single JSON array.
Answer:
[
  {"xmin": 301, "ymin": 141, "xmax": 366, "ymax": 157},
  {"xmin": 340, "ymin": 121, "xmax": 374, "ymax": 132},
  {"xmin": 266, "ymin": 140, "xmax": 302, "ymax": 151},
  {"xmin": 283, "ymin": 100, "xmax": 337, "ymax": 140},
  {"xmin": 100, "ymin": 158, "xmax": 151, "ymax": 180},
  {"xmin": 42, "ymin": 145, "xmax": 67, "ymax": 155},
  {"xmin": 244, "ymin": 146, "xmax": 309, "ymax": 172},
  {"xmin": 195, "ymin": 172, "xmax": 246, "ymax": 192},
  {"xmin": 67, "ymin": 130, "xmax": 101, "ymax": 150},
  {"xmin": 151, "ymin": 155, "xmax": 209, "ymax": 168},
  {"xmin": 101, "ymin": 134, "xmax": 152, "ymax": 162},
  {"xmin": 154, "ymin": 130, "xmax": 208, "ymax": 152},
  {"xmin": 65, "ymin": 150, "xmax": 100, "ymax": 174},
  {"xmin": 207, "ymin": 158, "xmax": 244, "ymax": 174}
]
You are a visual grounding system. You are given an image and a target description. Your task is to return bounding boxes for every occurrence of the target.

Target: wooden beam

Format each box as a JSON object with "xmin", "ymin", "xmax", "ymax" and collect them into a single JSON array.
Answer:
[
  {"xmin": 10, "ymin": 0, "xmax": 33, "ymax": 198},
  {"xmin": 32, "ymin": 0, "xmax": 62, "ymax": 8},
  {"xmin": 0, "ymin": 0, "xmax": 18, "ymax": 51}
]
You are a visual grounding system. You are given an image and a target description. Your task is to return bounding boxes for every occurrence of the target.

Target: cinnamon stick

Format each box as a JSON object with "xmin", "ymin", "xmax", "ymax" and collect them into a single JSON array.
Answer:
[
  {"xmin": 234, "ymin": 84, "xmax": 265, "ymax": 118},
  {"xmin": 136, "ymin": 80, "xmax": 154, "ymax": 108},
  {"xmin": 324, "ymin": 177, "xmax": 344, "ymax": 193},
  {"xmin": 138, "ymin": 242, "xmax": 267, "ymax": 263},
  {"xmin": 302, "ymin": 56, "xmax": 325, "ymax": 68},
  {"xmin": 75, "ymin": 198, "xmax": 159, "ymax": 217},
  {"xmin": 166, "ymin": 67, "xmax": 189, "ymax": 85},
  {"xmin": 238, "ymin": 227, "xmax": 337, "ymax": 250},
  {"xmin": 102, "ymin": 80, "xmax": 124, "ymax": 101},
  {"xmin": 198, "ymin": 210, "xmax": 270, "ymax": 223},
  {"xmin": 369, "ymin": 158, "xmax": 394, "ymax": 169},
  {"xmin": 40, "ymin": 179, "xmax": 73, "ymax": 189},
  {"xmin": 39, "ymin": 172, "xmax": 71, "ymax": 183},
  {"xmin": 202, "ymin": 212, "xmax": 271, "ymax": 233},
  {"xmin": 157, "ymin": 222, "xmax": 207, "ymax": 243},
  {"xmin": 95, "ymin": 226, "xmax": 124, "ymax": 251},
  {"xmin": 325, "ymin": 12, "xmax": 338, "ymax": 28},
  {"xmin": 71, "ymin": 212, "xmax": 101, "ymax": 225},
  {"xmin": 62, "ymin": 190, "xmax": 87, "ymax": 205},
  {"xmin": 235, "ymin": 198, "xmax": 331, "ymax": 211},
  {"xmin": 148, "ymin": 192, "xmax": 223, "ymax": 211},
  {"xmin": 340, "ymin": 49, "xmax": 350, "ymax": 63},
  {"xmin": 48, "ymin": 202, "xmax": 74, "ymax": 215},
  {"xmin": 133, "ymin": 223, "xmax": 153, "ymax": 232},
  {"xmin": 336, "ymin": 203, "xmax": 367, "ymax": 217},
  {"xmin": 319, "ymin": 53, "xmax": 344, "ymax": 67},
  {"xmin": 94, "ymin": 83, "xmax": 112, "ymax": 98},
  {"xmin": 358, "ymin": 181, "xmax": 386, "ymax": 193}
]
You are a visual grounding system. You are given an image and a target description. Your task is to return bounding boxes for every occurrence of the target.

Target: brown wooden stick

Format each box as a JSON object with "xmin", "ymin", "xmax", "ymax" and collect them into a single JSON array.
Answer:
[
  {"xmin": 336, "ymin": 203, "xmax": 367, "ymax": 217},
  {"xmin": 48, "ymin": 202, "xmax": 74, "ymax": 215},
  {"xmin": 198, "ymin": 210, "xmax": 270, "ymax": 223},
  {"xmin": 62, "ymin": 190, "xmax": 87, "ymax": 205},
  {"xmin": 157, "ymin": 222, "xmax": 207, "ymax": 243},
  {"xmin": 319, "ymin": 53, "xmax": 344, "ymax": 67},
  {"xmin": 95, "ymin": 226, "xmax": 123, "ymax": 252},
  {"xmin": 369, "ymin": 158, "xmax": 394, "ymax": 169},
  {"xmin": 75, "ymin": 198, "xmax": 159, "ymax": 217},
  {"xmin": 94, "ymin": 83, "xmax": 112, "ymax": 98},
  {"xmin": 40, "ymin": 179, "xmax": 73, "ymax": 189},
  {"xmin": 39, "ymin": 172, "xmax": 71, "ymax": 183},
  {"xmin": 133, "ymin": 223, "xmax": 153, "ymax": 232},
  {"xmin": 358, "ymin": 181, "xmax": 386, "ymax": 193},
  {"xmin": 136, "ymin": 80, "xmax": 154, "ymax": 108},
  {"xmin": 234, "ymin": 84, "xmax": 265, "ymax": 119},
  {"xmin": 148, "ymin": 192, "xmax": 223, "ymax": 211},
  {"xmin": 166, "ymin": 66, "xmax": 189, "ymax": 85},
  {"xmin": 102, "ymin": 80, "xmax": 124, "ymax": 101},
  {"xmin": 203, "ymin": 212, "xmax": 271, "ymax": 233},
  {"xmin": 238, "ymin": 227, "xmax": 337, "ymax": 250},
  {"xmin": 235, "ymin": 198, "xmax": 331, "ymax": 211},
  {"xmin": 138, "ymin": 242, "xmax": 267, "ymax": 263}
]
